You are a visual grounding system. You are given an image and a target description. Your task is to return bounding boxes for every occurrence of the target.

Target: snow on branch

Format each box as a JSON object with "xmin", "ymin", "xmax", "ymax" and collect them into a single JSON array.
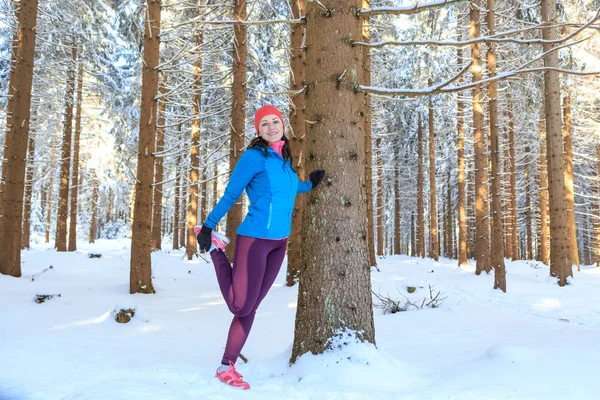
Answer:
[
  {"xmin": 359, "ymin": 0, "xmax": 467, "ymax": 17},
  {"xmin": 161, "ymin": 17, "xmax": 304, "ymax": 36}
]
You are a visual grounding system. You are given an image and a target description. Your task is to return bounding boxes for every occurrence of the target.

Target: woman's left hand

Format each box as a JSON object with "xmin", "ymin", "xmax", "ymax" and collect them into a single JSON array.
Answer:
[{"xmin": 309, "ymin": 170, "xmax": 326, "ymax": 189}]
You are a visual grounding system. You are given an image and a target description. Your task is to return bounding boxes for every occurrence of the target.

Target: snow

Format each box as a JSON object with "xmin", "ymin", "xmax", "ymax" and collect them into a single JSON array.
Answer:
[{"xmin": 1, "ymin": 238, "xmax": 600, "ymax": 400}]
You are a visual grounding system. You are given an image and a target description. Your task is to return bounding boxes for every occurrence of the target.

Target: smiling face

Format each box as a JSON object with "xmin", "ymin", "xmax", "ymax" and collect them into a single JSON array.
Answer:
[{"xmin": 257, "ymin": 114, "xmax": 284, "ymax": 143}]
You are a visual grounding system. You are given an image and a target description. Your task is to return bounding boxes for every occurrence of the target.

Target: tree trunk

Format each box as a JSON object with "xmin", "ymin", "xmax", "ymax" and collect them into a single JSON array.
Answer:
[
  {"xmin": 594, "ymin": 145, "xmax": 600, "ymax": 265},
  {"xmin": 539, "ymin": 116, "xmax": 550, "ymax": 265},
  {"xmin": 503, "ymin": 129, "xmax": 513, "ymax": 259},
  {"xmin": 393, "ymin": 137, "xmax": 401, "ymax": 255},
  {"xmin": 291, "ymin": 0, "xmax": 375, "ymax": 363},
  {"xmin": 562, "ymin": 95, "xmax": 579, "ymax": 270},
  {"xmin": 130, "ymin": 0, "xmax": 161, "ymax": 294},
  {"xmin": 187, "ymin": 31, "xmax": 202, "ymax": 260},
  {"xmin": 89, "ymin": 170, "xmax": 98, "ymax": 243},
  {"xmin": 445, "ymin": 169, "xmax": 452, "ymax": 258},
  {"xmin": 363, "ymin": 0, "xmax": 377, "ymax": 266},
  {"xmin": 21, "ymin": 103, "xmax": 38, "ymax": 249},
  {"xmin": 225, "ymin": 0, "xmax": 247, "ymax": 260},
  {"xmin": 55, "ymin": 44, "xmax": 78, "ymax": 252},
  {"xmin": 151, "ymin": 74, "xmax": 167, "ymax": 251},
  {"xmin": 179, "ymin": 174, "xmax": 186, "ymax": 247},
  {"xmin": 0, "ymin": 0, "xmax": 39, "ymax": 276},
  {"xmin": 541, "ymin": 0, "xmax": 572, "ymax": 285},
  {"xmin": 68, "ymin": 60, "xmax": 84, "ymax": 252},
  {"xmin": 525, "ymin": 166, "xmax": 533, "ymax": 260},
  {"xmin": 287, "ymin": 0, "xmax": 308, "ymax": 286},
  {"xmin": 457, "ymin": 73, "xmax": 467, "ymax": 264},
  {"xmin": 376, "ymin": 137, "xmax": 384, "ymax": 256},
  {"xmin": 173, "ymin": 163, "xmax": 181, "ymax": 250},
  {"xmin": 45, "ymin": 136, "xmax": 56, "ymax": 244},
  {"xmin": 507, "ymin": 102, "xmax": 519, "ymax": 260},
  {"xmin": 471, "ymin": 0, "xmax": 490, "ymax": 274},
  {"xmin": 428, "ymin": 93, "xmax": 439, "ymax": 261},
  {"xmin": 487, "ymin": 0, "xmax": 506, "ymax": 291},
  {"xmin": 417, "ymin": 114, "xmax": 425, "ymax": 258}
]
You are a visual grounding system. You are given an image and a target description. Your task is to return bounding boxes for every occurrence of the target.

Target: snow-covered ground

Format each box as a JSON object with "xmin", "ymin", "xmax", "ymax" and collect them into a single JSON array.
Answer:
[{"xmin": 1, "ymin": 238, "xmax": 599, "ymax": 400}]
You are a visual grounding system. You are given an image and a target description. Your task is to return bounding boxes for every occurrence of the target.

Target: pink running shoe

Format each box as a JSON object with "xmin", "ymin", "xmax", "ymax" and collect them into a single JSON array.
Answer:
[
  {"xmin": 215, "ymin": 362, "xmax": 250, "ymax": 390},
  {"xmin": 193, "ymin": 225, "xmax": 230, "ymax": 251}
]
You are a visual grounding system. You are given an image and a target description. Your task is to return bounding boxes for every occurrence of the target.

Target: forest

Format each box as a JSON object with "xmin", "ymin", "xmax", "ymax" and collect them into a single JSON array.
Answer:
[{"xmin": 1, "ymin": 0, "xmax": 599, "ymax": 398}]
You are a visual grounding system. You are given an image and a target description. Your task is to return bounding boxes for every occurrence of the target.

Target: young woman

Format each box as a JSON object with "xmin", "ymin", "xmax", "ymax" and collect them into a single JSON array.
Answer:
[{"xmin": 196, "ymin": 104, "xmax": 325, "ymax": 390}]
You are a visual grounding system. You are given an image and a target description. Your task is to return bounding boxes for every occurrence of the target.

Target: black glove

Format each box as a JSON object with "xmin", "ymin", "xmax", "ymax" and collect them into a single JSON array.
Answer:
[
  {"xmin": 197, "ymin": 225, "xmax": 213, "ymax": 252},
  {"xmin": 309, "ymin": 170, "xmax": 326, "ymax": 189}
]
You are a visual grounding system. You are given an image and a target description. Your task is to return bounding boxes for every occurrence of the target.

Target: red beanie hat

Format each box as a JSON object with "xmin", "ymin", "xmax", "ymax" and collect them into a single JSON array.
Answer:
[{"xmin": 254, "ymin": 105, "xmax": 285, "ymax": 135}]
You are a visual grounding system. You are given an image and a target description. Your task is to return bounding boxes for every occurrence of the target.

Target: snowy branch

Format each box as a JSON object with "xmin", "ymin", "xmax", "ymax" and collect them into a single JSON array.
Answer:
[{"xmin": 359, "ymin": 0, "xmax": 467, "ymax": 17}]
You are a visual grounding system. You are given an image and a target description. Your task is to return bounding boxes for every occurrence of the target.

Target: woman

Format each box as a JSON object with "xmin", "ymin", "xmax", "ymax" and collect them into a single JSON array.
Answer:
[{"xmin": 196, "ymin": 104, "xmax": 325, "ymax": 390}]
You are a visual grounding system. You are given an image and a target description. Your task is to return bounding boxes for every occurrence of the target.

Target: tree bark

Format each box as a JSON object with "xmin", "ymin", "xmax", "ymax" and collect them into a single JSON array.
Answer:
[
  {"xmin": 428, "ymin": 93, "xmax": 439, "ymax": 261},
  {"xmin": 187, "ymin": 30, "xmax": 202, "ymax": 260},
  {"xmin": 291, "ymin": 0, "xmax": 375, "ymax": 363},
  {"xmin": 68, "ymin": 60, "xmax": 84, "ymax": 252},
  {"xmin": 539, "ymin": 116, "xmax": 550, "ymax": 265},
  {"xmin": 151, "ymin": 74, "xmax": 167, "ymax": 251},
  {"xmin": 487, "ymin": 0, "xmax": 506, "ymax": 292},
  {"xmin": 417, "ymin": 114, "xmax": 425, "ymax": 258},
  {"xmin": 225, "ymin": 0, "xmax": 247, "ymax": 260},
  {"xmin": 130, "ymin": 0, "xmax": 161, "ymax": 294},
  {"xmin": 471, "ymin": 0, "xmax": 490, "ymax": 274},
  {"xmin": 287, "ymin": 0, "xmax": 308, "ymax": 286},
  {"xmin": 55, "ymin": 44, "xmax": 78, "ymax": 252},
  {"xmin": 562, "ymin": 95, "xmax": 579, "ymax": 270},
  {"xmin": 541, "ymin": 0, "xmax": 572, "ymax": 285}
]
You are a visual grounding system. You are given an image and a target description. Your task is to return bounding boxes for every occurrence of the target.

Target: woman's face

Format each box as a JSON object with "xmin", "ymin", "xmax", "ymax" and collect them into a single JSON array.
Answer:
[{"xmin": 258, "ymin": 114, "xmax": 284, "ymax": 143}]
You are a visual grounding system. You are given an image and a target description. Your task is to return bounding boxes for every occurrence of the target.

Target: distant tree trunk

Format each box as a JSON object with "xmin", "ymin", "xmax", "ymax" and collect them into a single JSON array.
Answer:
[
  {"xmin": 503, "ymin": 129, "xmax": 513, "ymax": 259},
  {"xmin": 106, "ymin": 188, "xmax": 113, "ymax": 223},
  {"xmin": 445, "ymin": 169, "xmax": 452, "ymax": 258},
  {"xmin": 130, "ymin": 0, "xmax": 161, "ymax": 294},
  {"xmin": 89, "ymin": 170, "xmax": 98, "ymax": 243},
  {"xmin": 525, "ymin": 166, "xmax": 533, "ymax": 260},
  {"xmin": 179, "ymin": 176, "xmax": 186, "ymax": 247},
  {"xmin": 376, "ymin": 137, "xmax": 384, "ymax": 255},
  {"xmin": 212, "ymin": 165, "xmax": 219, "ymax": 210},
  {"xmin": 582, "ymin": 207, "xmax": 591, "ymax": 266},
  {"xmin": 466, "ymin": 159, "xmax": 474, "ymax": 258},
  {"xmin": 200, "ymin": 145, "xmax": 208, "ymax": 224},
  {"xmin": 45, "ymin": 137, "xmax": 56, "ymax": 244},
  {"xmin": 291, "ymin": 0, "xmax": 375, "ymax": 363},
  {"xmin": 487, "ymin": 0, "xmax": 506, "ymax": 291},
  {"xmin": 507, "ymin": 103, "xmax": 519, "ymax": 260},
  {"xmin": 410, "ymin": 212, "xmax": 416, "ymax": 257},
  {"xmin": 363, "ymin": 0, "xmax": 377, "ymax": 266},
  {"xmin": 428, "ymin": 93, "xmax": 439, "ymax": 261},
  {"xmin": 151, "ymin": 74, "xmax": 167, "ymax": 251},
  {"xmin": 562, "ymin": 95, "xmax": 579, "ymax": 270},
  {"xmin": 539, "ymin": 116, "xmax": 550, "ymax": 265},
  {"xmin": 471, "ymin": 0, "xmax": 490, "ymax": 274},
  {"xmin": 68, "ymin": 60, "xmax": 84, "ymax": 252},
  {"xmin": 0, "ymin": 0, "xmax": 39, "ymax": 277},
  {"xmin": 187, "ymin": 31, "xmax": 202, "ymax": 260},
  {"xmin": 393, "ymin": 137, "xmax": 401, "ymax": 255},
  {"xmin": 541, "ymin": 0, "xmax": 571, "ymax": 285},
  {"xmin": 287, "ymin": 0, "xmax": 307, "ymax": 286},
  {"xmin": 21, "ymin": 103, "xmax": 38, "ymax": 249},
  {"xmin": 173, "ymin": 164, "xmax": 181, "ymax": 250},
  {"xmin": 55, "ymin": 44, "xmax": 78, "ymax": 252},
  {"xmin": 225, "ymin": 0, "xmax": 247, "ymax": 260},
  {"xmin": 417, "ymin": 114, "xmax": 425, "ymax": 258},
  {"xmin": 594, "ymin": 145, "xmax": 600, "ymax": 265}
]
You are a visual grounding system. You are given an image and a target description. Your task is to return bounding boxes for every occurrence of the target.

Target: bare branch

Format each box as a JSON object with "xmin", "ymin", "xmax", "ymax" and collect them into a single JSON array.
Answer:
[{"xmin": 360, "ymin": 0, "xmax": 467, "ymax": 17}]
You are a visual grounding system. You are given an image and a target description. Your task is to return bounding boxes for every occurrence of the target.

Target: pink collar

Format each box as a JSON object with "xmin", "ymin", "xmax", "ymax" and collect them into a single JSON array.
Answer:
[{"xmin": 268, "ymin": 140, "xmax": 285, "ymax": 157}]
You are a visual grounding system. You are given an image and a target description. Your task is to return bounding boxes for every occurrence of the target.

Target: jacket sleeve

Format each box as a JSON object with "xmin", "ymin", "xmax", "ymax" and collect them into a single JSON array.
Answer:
[
  {"xmin": 203, "ymin": 150, "xmax": 261, "ymax": 229},
  {"xmin": 297, "ymin": 180, "xmax": 313, "ymax": 194}
]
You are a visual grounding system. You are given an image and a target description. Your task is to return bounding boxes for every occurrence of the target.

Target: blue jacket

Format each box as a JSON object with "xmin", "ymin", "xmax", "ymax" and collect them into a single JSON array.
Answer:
[{"xmin": 204, "ymin": 147, "xmax": 313, "ymax": 239}]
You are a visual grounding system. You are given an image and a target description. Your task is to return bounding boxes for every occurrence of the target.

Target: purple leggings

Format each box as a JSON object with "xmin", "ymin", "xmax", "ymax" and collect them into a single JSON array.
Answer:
[{"xmin": 210, "ymin": 234, "xmax": 287, "ymax": 365}]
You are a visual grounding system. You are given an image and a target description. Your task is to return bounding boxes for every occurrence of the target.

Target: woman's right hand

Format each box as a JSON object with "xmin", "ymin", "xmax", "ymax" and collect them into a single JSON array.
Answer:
[{"xmin": 197, "ymin": 225, "xmax": 213, "ymax": 252}]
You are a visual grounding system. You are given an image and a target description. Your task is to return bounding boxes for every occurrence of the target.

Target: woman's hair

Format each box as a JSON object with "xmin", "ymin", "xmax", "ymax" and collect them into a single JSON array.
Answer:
[{"xmin": 247, "ymin": 136, "xmax": 295, "ymax": 171}]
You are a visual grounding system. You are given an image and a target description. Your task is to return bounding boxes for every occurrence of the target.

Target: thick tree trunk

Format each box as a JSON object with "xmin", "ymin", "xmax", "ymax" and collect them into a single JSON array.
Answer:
[
  {"xmin": 487, "ymin": 0, "xmax": 506, "ymax": 291},
  {"xmin": 89, "ymin": 170, "xmax": 98, "ymax": 243},
  {"xmin": 55, "ymin": 44, "xmax": 78, "ymax": 252},
  {"xmin": 130, "ymin": 0, "xmax": 161, "ymax": 294},
  {"xmin": 291, "ymin": 0, "xmax": 375, "ymax": 363},
  {"xmin": 376, "ymin": 137, "xmax": 384, "ymax": 256},
  {"xmin": 151, "ymin": 74, "xmax": 167, "ymax": 251},
  {"xmin": 394, "ymin": 137, "xmax": 401, "ymax": 255},
  {"xmin": 539, "ymin": 116, "xmax": 550, "ymax": 265},
  {"xmin": 562, "ymin": 95, "xmax": 579, "ymax": 270},
  {"xmin": 0, "ymin": 0, "xmax": 39, "ymax": 276},
  {"xmin": 471, "ymin": 0, "xmax": 490, "ymax": 274},
  {"xmin": 68, "ymin": 60, "xmax": 84, "ymax": 252},
  {"xmin": 541, "ymin": 0, "xmax": 572, "ymax": 285},
  {"xmin": 225, "ymin": 0, "xmax": 247, "ymax": 260},
  {"xmin": 525, "ymin": 167, "xmax": 533, "ymax": 260},
  {"xmin": 187, "ymin": 31, "xmax": 202, "ymax": 260},
  {"xmin": 428, "ymin": 94, "xmax": 439, "ymax": 261},
  {"xmin": 417, "ymin": 114, "xmax": 425, "ymax": 258},
  {"xmin": 287, "ymin": 0, "xmax": 308, "ymax": 286}
]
